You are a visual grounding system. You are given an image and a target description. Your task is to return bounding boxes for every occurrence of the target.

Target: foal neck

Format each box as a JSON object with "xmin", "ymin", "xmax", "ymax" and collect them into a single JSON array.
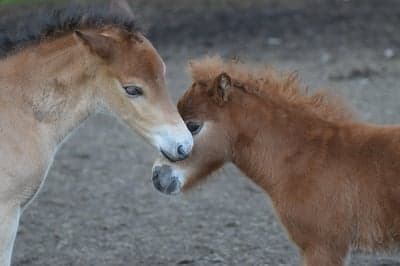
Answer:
[
  {"xmin": 0, "ymin": 34, "xmax": 98, "ymax": 146},
  {"xmin": 231, "ymin": 94, "xmax": 338, "ymax": 193}
]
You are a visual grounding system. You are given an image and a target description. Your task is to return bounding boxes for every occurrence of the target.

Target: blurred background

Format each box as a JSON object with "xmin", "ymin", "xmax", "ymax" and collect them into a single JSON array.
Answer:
[{"xmin": 1, "ymin": 0, "xmax": 400, "ymax": 265}]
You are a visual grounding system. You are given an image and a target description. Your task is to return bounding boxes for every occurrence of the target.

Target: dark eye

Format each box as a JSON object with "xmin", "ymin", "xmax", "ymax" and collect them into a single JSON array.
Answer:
[
  {"xmin": 186, "ymin": 121, "xmax": 203, "ymax": 135},
  {"xmin": 123, "ymin": 85, "xmax": 143, "ymax": 97}
]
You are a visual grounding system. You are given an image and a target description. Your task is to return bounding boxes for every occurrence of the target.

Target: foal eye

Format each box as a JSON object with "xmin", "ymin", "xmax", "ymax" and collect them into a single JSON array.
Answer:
[
  {"xmin": 185, "ymin": 121, "xmax": 203, "ymax": 135},
  {"xmin": 123, "ymin": 85, "xmax": 143, "ymax": 97}
]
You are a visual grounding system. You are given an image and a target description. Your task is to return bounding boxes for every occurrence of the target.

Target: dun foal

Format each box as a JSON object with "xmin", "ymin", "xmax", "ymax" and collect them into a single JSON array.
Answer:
[
  {"xmin": 153, "ymin": 56, "xmax": 400, "ymax": 265},
  {"xmin": 0, "ymin": 5, "xmax": 192, "ymax": 265}
]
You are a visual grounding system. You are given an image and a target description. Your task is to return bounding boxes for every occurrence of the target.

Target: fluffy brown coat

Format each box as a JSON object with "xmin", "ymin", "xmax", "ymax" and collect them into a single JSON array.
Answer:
[{"xmin": 159, "ymin": 56, "xmax": 400, "ymax": 265}]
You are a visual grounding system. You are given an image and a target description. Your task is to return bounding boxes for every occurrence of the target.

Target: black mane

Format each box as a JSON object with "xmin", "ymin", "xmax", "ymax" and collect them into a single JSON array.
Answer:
[{"xmin": 0, "ymin": 3, "xmax": 141, "ymax": 58}]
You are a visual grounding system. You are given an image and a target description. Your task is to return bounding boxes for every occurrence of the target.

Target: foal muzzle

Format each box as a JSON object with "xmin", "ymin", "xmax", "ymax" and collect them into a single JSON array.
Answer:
[
  {"xmin": 152, "ymin": 124, "xmax": 193, "ymax": 162},
  {"xmin": 152, "ymin": 165, "xmax": 182, "ymax": 195}
]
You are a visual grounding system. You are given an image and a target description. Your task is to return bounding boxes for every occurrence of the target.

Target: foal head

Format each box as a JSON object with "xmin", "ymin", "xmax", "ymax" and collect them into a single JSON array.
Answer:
[
  {"xmin": 74, "ymin": 27, "xmax": 192, "ymax": 160},
  {"xmin": 0, "ymin": 3, "xmax": 193, "ymax": 161}
]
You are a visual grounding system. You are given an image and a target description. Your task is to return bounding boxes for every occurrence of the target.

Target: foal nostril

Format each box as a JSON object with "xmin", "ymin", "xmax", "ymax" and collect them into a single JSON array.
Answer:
[
  {"xmin": 166, "ymin": 178, "xmax": 181, "ymax": 194},
  {"xmin": 177, "ymin": 144, "xmax": 190, "ymax": 159},
  {"xmin": 152, "ymin": 166, "xmax": 160, "ymax": 180},
  {"xmin": 152, "ymin": 167, "xmax": 162, "ymax": 191},
  {"xmin": 177, "ymin": 145, "xmax": 185, "ymax": 156}
]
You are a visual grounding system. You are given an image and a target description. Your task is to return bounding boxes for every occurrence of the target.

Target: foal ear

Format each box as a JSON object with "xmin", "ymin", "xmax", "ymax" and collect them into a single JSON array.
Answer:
[
  {"xmin": 215, "ymin": 72, "xmax": 232, "ymax": 103},
  {"xmin": 74, "ymin": 30, "xmax": 113, "ymax": 60}
]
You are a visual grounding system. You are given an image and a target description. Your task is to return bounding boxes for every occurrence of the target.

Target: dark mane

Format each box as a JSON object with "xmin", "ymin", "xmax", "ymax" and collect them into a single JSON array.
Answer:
[
  {"xmin": 189, "ymin": 56, "xmax": 356, "ymax": 123},
  {"xmin": 0, "ymin": 3, "xmax": 141, "ymax": 58}
]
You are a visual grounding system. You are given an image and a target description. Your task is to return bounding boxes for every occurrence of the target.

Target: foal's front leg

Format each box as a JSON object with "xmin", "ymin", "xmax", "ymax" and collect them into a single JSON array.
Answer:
[{"xmin": 0, "ymin": 204, "xmax": 21, "ymax": 266}]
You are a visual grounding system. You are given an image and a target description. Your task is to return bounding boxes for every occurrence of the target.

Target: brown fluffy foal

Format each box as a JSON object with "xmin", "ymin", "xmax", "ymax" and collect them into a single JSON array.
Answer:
[{"xmin": 151, "ymin": 56, "xmax": 400, "ymax": 265}]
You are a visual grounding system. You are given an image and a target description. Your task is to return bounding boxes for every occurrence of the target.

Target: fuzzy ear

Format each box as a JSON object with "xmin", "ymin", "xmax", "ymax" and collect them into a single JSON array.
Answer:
[
  {"xmin": 215, "ymin": 72, "xmax": 232, "ymax": 103},
  {"xmin": 110, "ymin": 0, "xmax": 135, "ymax": 18},
  {"xmin": 73, "ymin": 30, "xmax": 114, "ymax": 60}
]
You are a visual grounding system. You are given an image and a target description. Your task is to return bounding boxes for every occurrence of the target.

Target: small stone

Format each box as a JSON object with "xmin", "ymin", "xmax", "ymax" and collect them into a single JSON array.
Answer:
[
  {"xmin": 267, "ymin": 37, "xmax": 282, "ymax": 46},
  {"xmin": 177, "ymin": 258, "xmax": 195, "ymax": 265},
  {"xmin": 384, "ymin": 48, "xmax": 395, "ymax": 59},
  {"xmin": 320, "ymin": 52, "xmax": 332, "ymax": 64}
]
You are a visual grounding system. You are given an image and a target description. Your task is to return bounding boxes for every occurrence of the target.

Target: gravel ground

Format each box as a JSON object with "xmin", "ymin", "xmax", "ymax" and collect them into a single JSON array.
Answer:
[{"xmin": 5, "ymin": 0, "xmax": 400, "ymax": 265}]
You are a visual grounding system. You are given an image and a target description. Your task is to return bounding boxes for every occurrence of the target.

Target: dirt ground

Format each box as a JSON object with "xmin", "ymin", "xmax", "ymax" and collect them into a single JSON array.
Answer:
[{"xmin": 6, "ymin": 0, "xmax": 400, "ymax": 265}]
